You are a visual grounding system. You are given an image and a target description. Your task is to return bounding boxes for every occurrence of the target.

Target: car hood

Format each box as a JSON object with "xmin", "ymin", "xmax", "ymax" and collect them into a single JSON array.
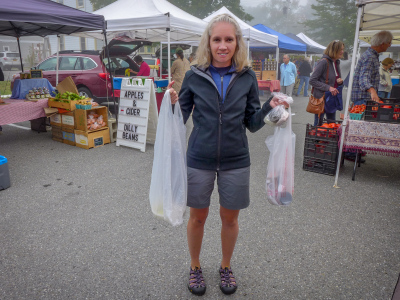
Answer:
[{"xmin": 103, "ymin": 36, "xmax": 152, "ymax": 57}]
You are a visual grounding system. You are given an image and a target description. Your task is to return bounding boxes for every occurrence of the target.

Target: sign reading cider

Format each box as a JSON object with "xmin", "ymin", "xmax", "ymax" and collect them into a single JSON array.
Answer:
[{"xmin": 116, "ymin": 78, "xmax": 158, "ymax": 152}]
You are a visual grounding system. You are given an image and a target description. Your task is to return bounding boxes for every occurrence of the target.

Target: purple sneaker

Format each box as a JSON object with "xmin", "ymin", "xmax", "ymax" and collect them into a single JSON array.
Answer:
[
  {"xmin": 219, "ymin": 266, "xmax": 237, "ymax": 295},
  {"xmin": 188, "ymin": 267, "xmax": 206, "ymax": 296}
]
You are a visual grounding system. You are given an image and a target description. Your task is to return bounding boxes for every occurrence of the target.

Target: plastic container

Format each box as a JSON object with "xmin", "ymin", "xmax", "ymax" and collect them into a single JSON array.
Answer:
[
  {"xmin": 349, "ymin": 112, "xmax": 364, "ymax": 120},
  {"xmin": 0, "ymin": 156, "xmax": 11, "ymax": 190},
  {"xmin": 364, "ymin": 99, "xmax": 400, "ymax": 123},
  {"xmin": 154, "ymin": 79, "xmax": 169, "ymax": 88},
  {"xmin": 113, "ymin": 77, "xmax": 123, "ymax": 89}
]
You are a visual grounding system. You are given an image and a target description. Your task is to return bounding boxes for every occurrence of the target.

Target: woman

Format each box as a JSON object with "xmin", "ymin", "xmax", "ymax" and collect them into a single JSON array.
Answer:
[
  {"xmin": 378, "ymin": 57, "xmax": 394, "ymax": 99},
  {"xmin": 170, "ymin": 48, "xmax": 190, "ymax": 94},
  {"xmin": 309, "ymin": 40, "xmax": 344, "ymax": 125},
  {"xmin": 129, "ymin": 55, "xmax": 150, "ymax": 76},
  {"xmin": 167, "ymin": 14, "xmax": 287, "ymax": 296}
]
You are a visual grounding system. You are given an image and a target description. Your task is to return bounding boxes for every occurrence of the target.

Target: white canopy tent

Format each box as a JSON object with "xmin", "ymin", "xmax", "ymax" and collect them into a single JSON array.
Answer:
[
  {"xmin": 203, "ymin": 6, "xmax": 278, "ymax": 70},
  {"xmin": 334, "ymin": 0, "xmax": 400, "ymax": 187},
  {"xmin": 296, "ymin": 32, "xmax": 326, "ymax": 52},
  {"xmin": 76, "ymin": 0, "xmax": 208, "ymax": 80}
]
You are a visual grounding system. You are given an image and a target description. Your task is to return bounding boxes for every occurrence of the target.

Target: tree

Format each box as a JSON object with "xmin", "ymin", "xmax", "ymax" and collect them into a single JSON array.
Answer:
[
  {"xmin": 168, "ymin": 0, "xmax": 253, "ymax": 21},
  {"xmin": 301, "ymin": 0, "xmax": 357, "ymax": 49},
  {"xmin": 90, "ymin": 0, "xmax": 116, "ymax": 10},
  {"xmin": 90, "ymin": 0, "xmax": 253, "ymax": 21},
  {"xmin": 244, "ymin": 0, "xmax": 303, "ymax": 34}
]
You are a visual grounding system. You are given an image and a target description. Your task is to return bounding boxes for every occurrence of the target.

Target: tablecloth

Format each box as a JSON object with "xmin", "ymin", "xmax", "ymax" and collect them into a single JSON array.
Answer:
[
  {"xmin": 257, "ymin": 80, "xmax": 281, "ymax": 92},
  {"xmin": 0, "ymin": 99, "xmax": 48, "ymax": 125},
  {"xmin": 11, "ymin": 78, "xmax": 55, "ymax": 99},
  {"xmin": 339, "ymin": 119, "xmax": 400, "ymax": 157}
]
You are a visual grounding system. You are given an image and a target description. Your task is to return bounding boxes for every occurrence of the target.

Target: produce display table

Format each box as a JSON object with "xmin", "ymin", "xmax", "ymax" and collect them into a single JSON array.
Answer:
[
  {"xmin": 257, "ymin": 80, "xmax": 280, "ymax": 92},
  {"xmin": 11, "ymin": 78, "xmax": 55, "ymax": 99},
  {"xmin": 0, "ymin": 98, "xmax": 48, "ymax": 126},
  {"xmin": 338, "ymin": 119, "xmax": 400, "ymax": 180}
]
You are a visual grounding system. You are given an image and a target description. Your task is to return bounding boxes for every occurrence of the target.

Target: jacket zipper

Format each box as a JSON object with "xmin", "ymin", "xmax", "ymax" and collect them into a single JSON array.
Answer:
[{"xmin": 217, "ymin": 76, "xmax": 224, "ymax": 171}]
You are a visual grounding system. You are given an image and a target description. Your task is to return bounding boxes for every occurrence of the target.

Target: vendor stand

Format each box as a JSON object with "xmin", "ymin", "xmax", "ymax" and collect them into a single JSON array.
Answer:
[{"xmin": 11, "ymin": 78, "xmax": 55, "ymax": 100}]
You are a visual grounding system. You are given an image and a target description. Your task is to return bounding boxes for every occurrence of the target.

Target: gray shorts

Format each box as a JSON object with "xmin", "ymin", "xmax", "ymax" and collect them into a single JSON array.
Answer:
[{"xmin": 187, "ymin": 166, "xmax": 250, "ymax": 210}]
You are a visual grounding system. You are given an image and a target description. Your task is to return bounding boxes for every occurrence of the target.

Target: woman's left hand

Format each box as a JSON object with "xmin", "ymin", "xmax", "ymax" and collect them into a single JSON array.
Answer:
[
  {"xmin": 336, "ymin": 77, "xmax": 343, "ymax": 85},
  {"xmin": 270, "ymin": 96, "xmax": 289, "ymax": 109},
  {"xmin": 167, "ymin": 81, "xmax": 178, "ymax": 104}
]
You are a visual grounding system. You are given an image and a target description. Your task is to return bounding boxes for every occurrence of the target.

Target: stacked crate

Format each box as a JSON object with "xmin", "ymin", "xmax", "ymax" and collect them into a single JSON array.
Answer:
[
  {"xmin": 302, "ymin": 122, "xmax": 341, "ymax": 176},
  {"xmin": 364, "ymin": 98, "xmax": 400, "ymax": 123}
]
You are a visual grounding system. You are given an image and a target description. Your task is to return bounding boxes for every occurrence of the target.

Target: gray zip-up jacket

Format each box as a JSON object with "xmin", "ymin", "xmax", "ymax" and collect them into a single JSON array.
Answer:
[
  {"xmin": 309, "ymin": 54, "xmax": 342, "ymax": 99},
  {"xmin": 178, "ymin": 65, "xmax": 273, "ymax": 171}
]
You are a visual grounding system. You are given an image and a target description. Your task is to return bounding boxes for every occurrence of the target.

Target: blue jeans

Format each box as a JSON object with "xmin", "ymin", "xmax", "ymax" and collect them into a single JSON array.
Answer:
[
  {"xmin": 297, "ymin": 76, "xmax": 310, "ymax": 96},
  {"xmin": 378, "ymin": 91, "xmax": 390, "ymax": 99},
  {"xmin": 314, "ymin": 112, "xmax": 336, "ymax": 126}
]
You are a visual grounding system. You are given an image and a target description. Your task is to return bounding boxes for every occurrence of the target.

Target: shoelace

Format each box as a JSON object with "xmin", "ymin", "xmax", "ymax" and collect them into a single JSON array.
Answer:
[
  {"xmin": 189, "ymin": 267, "xmax": 205, "ymax": 288},
  {"xmin": 220, "ymin": 267, "xmax": 237, "ymax": 287}
]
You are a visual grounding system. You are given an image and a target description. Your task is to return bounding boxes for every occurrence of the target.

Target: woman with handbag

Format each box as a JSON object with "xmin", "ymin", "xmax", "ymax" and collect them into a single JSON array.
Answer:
[{"xmin": 309, "ymin": 40, "xmax": 345, "ymax": 126}]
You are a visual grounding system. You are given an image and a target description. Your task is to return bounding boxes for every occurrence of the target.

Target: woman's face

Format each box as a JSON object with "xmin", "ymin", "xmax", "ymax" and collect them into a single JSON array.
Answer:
[
  {"xmin": 336, "ymin": 45, "xmax": 345, "ymax": 60},
  {"xmin": 209, "ymin": 22, "xmax": 237, "ymax": 68}
]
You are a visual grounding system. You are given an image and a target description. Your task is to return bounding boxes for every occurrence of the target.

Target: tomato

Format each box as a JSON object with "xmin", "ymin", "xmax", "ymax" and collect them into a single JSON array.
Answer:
[{"xmin": 381, "ymin": 105, "xmax": 392, "ymax": 109}]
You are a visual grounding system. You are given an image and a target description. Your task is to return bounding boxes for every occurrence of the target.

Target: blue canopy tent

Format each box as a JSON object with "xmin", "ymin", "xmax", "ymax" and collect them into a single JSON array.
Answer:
[{"xmin": 252, "ymin": 24, "xmax": 307, "ymax": 53}]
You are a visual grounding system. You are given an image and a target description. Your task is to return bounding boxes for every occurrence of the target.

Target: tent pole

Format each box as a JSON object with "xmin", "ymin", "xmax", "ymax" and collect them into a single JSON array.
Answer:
[
  {"xmin": 56, "ymin": 35, "xmax": 60, "ymax": 86},
  {"xmin": 103, "ymin": 24, "xmax": 117, "ymax": 119},
  {"xmin": 333, "ymin": 5, "xmax": 363, "ymax": 188},
  {"xmin": 17, "ymin": 37, "xmax": 24, "ymax": 72},
  {"xmin": 167, "ymin": 28, "xmax": 171, "ymax": 83},
  {"xmin": 247, "ymin": 38, "xmax": 250, "ymax": 60},
  {"xmin": 160, "ymin": 42, "xmax": 163, "ymax": 79},
  {"xmin": 276, "ymin": 47, "xmax": 279, "ymax": 79}
]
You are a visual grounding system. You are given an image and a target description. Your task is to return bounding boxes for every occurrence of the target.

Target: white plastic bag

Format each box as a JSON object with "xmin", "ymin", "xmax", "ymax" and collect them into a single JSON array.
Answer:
[
  {"xmin": 265, "ymin": 105, "xmax": 296, "ymax": 205},
  {"xmin": 149, "ymin": 90, "xmax": 187, "ymax": 226}
]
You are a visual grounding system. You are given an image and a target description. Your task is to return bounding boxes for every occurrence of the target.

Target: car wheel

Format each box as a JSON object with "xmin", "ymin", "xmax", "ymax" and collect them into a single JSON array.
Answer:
[{"xmin": 78, "ymin": 87, "xmax": 93, "ymax": 99}]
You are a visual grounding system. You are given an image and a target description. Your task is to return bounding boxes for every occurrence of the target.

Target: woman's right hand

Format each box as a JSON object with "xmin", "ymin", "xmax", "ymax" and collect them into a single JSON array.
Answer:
[
  {"xmin": 329, "ymin": 86, "xmax": 339, "ymax": 96},
  {"xmin": 167, "ymin": 81, "xmax": 178, "ymax": 104}
]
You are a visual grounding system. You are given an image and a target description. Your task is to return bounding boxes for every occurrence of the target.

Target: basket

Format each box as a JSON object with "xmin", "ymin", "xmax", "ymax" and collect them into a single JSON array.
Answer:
[
  {"xmin": 364, "ymin": 98, "xmax": 400, "ymax": 123},
  {"xmin": 349, "ymin": 112, "xmax": 364, "ymax": 120},
  {"xmin": 76, "ymin": 104, "xmax": 92, "ymax": 110}
]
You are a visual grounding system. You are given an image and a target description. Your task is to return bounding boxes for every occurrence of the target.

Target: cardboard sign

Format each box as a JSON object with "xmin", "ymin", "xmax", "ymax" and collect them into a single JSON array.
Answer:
[
  {"xmin": 116, "ymin": 78, "xmax": 158, "ymax": 152},
  {"xmin": 30, "ymin": 69, "xmax": 43, "ymax": 79}
]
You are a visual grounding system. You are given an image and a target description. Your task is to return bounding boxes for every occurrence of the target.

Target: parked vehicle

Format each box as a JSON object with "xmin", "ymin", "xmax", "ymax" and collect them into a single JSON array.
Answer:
[
  {"xmin": 11, "ymin": 36, "xmax": 152, "ymax": 103},
  {"xmin": 0, "ymin": 52, "xmax": 21, "ymax": 70}
]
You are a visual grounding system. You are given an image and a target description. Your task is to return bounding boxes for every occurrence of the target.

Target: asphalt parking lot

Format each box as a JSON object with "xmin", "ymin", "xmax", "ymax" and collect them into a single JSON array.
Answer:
[{"xmin": 1, "ymin": 90, "xmax": 399, "ymax": 299}]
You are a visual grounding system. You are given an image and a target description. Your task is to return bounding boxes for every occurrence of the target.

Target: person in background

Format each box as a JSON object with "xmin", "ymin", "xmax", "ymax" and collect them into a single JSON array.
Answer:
[
  {"xmin": 296, "ymin": 57, "xmax": 312, "ymax": 97},
  {"xmin": 280, "ymin": 54, "xmax": 297, "ymax": 96},
  {"xmin": 309, "ymin": 40, "xmax": 344, "ymax": 126},
  {"xmin": 170, "ymin": 47, "xmax": 190, "ymax": 94},
  {"xmin": 378, "ymin": 57, "xmax": 394, "ymax": 99},
  {"xmin": 167, "ymin": 13, "xmax": 288, "ymax": 296},
  {"xmin": 0, "ymin": 66, "xmax": 3, "ymax": 132},
  {"xmin": 189, "ymin": 52, "xmax": 196, "ymax": 64},
  {"xmin": 351, "ymin": 30, "xmax": 393, "ymax": 105},
  {"xmin": 129, "ymin": 55, "xmax": 150, "ymax": 76}
]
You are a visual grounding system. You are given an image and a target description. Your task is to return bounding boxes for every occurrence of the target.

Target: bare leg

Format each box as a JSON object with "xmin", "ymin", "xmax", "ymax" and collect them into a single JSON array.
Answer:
[
  {"xmin": 187, "ymin": 207, "xmax": 209, "ymax": 269},
  {"xmin": 220, "ymin": 206, "xmax": 240, "ymax": 268}
]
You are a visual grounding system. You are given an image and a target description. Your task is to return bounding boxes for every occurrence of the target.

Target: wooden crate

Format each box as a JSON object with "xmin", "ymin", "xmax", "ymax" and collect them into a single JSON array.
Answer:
[
  {"xmin": 48, "ymin": 98, "xmax": 77, "ymax": 111},
  {"xmin": 62, "ymin": 127, "xmax": 76, "ymax": 146},
  {"xmin": 74, "ymin": 106, "xmax": 108, "ymax": 132},
  {"xmin": 74, "ymin": 127, "xmax": 110, "ymax": 149},
  {"xmin": 52, "ymin": 125, "xmax": 63, "ymax": 142},
  {"xmin": 262, "ymin": 70, "xmax": 277, "ymax": 80}
]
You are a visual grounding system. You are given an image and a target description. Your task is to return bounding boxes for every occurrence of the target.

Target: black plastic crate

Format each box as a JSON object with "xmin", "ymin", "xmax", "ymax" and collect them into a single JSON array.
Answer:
[
  {"xmin": 303, "ymin": 156, "xmax": 338, "ymax": 176},
  {"xmin": 303, "ymin": 137, "xmax": 338, "ymax": 163},
  {"xmin": 364, "ymin": 99, "xmax": 400, "ymax": 123},
  {"xmin": 305, "ymin": 123, "xmax": 340, "ymax": 143}
]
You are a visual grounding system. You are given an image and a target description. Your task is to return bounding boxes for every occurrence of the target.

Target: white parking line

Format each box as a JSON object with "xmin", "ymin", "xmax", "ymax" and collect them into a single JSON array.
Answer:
[{"xmin": 6, "ymin": 124, "xmax": 31, "ymax": 130}]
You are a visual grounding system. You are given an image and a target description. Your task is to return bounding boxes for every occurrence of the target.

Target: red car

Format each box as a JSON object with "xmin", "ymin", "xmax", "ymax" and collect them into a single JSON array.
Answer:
[{"xmin": 12, "ymin": 36, "xmax": 152, "ymax": 103}]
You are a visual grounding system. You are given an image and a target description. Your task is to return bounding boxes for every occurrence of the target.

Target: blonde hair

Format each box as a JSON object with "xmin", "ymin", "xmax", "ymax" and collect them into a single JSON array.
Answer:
[
  {"xmin": 324, "ymin": 40, "xmax": 345, "ymax": 60},
  {"xmin": 195, "ymin": 14, "xmax": 250, "ymax": 72},
  {"xmin": 382, "ymin": 57, "xmax": 394, "ymax": 66}
]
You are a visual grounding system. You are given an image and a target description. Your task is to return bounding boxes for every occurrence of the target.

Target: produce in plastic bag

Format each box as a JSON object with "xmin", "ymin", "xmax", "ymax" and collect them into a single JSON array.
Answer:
[
  {"xmin": 265, "ymin": 104, "xmax": 296, "ymax": 205},
  {"xmin": 149, "ymin": 90, "xmax": 187, "ymax": 226},
  {"xmin": 264, "ymin": 93, "xmax": 293, "ymax": 127}
]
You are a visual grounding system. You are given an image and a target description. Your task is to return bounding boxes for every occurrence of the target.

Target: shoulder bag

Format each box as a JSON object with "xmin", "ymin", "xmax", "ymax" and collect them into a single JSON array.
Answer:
[{"xmin": 306, "ymin": 58, "xmax": 329, "ymax": 116}]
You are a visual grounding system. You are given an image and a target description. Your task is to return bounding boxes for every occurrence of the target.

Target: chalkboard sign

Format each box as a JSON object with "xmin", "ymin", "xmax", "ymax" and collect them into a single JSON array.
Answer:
[
  {"xmin": 30, "ymin": 69, "xmax": 43, "ymax": 79},
  {"xmin": 94, "ymin": 137, "xmax": 104, "ymax": 147}
]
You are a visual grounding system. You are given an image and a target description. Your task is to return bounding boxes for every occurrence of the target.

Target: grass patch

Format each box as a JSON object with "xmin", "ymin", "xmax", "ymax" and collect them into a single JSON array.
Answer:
[{"xmin": 0, "ymin": 81, "xmax": 12, "ymax": 96}]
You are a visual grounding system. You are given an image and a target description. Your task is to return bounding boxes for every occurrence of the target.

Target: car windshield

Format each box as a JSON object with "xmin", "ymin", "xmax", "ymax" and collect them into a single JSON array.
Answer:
[
  {"xmin": 6, "ymin": 53, "xmax": 19, "ymax": 58},
  {"xmin": 102, "ymin": 56, "xmax": 139, "ymax": 76}
]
